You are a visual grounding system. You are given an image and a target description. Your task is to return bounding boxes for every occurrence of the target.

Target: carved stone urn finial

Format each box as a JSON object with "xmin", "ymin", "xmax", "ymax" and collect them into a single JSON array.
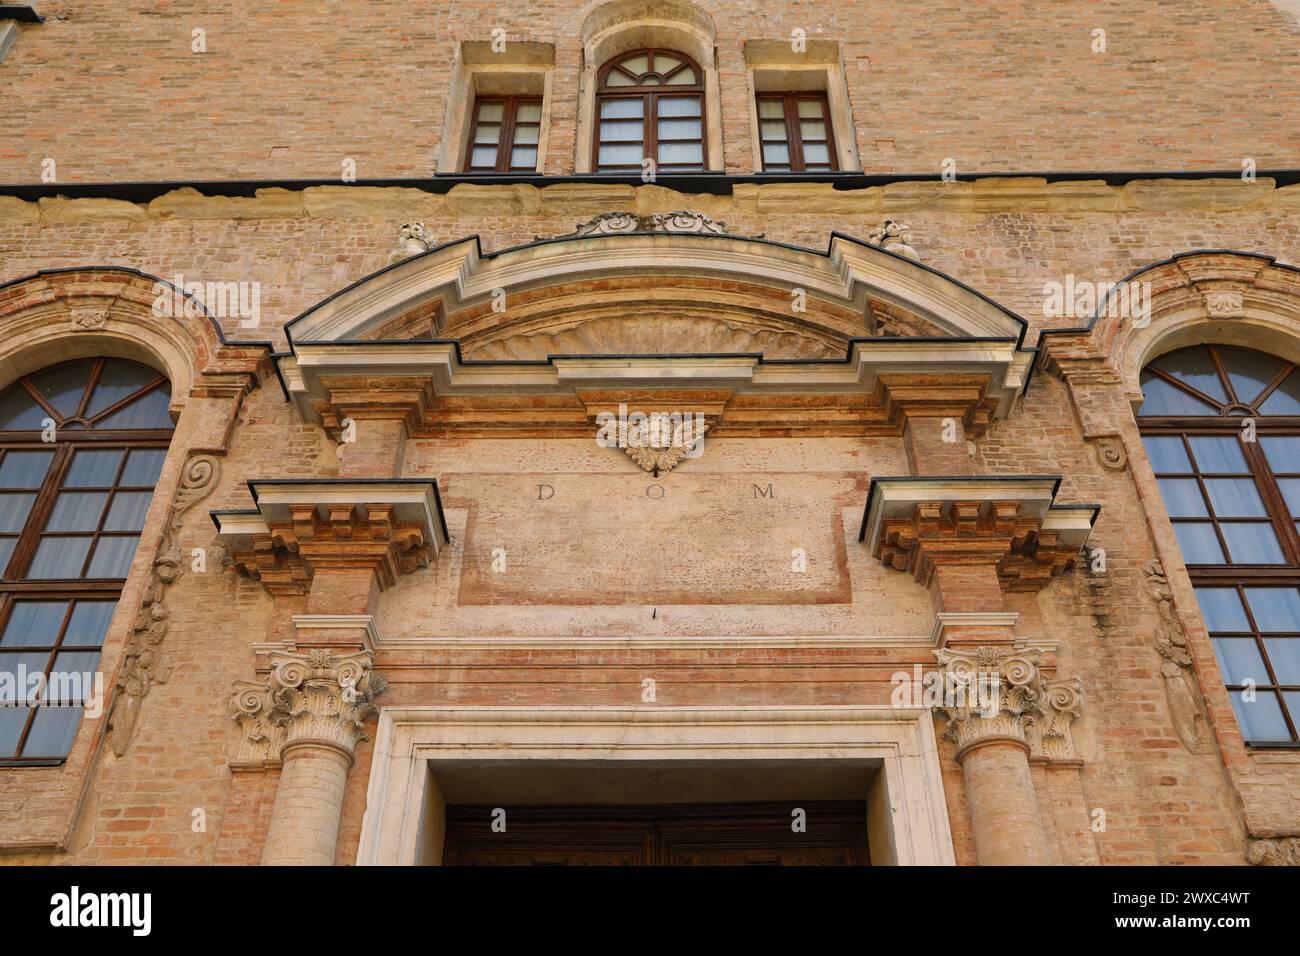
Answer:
[
  {"xmin": 388, "ymin": 221, "xmax": 431, "ymax": 264},
  {"xmin": 866, "ymin": 218, "xmax": 920, "ymax": 261}
]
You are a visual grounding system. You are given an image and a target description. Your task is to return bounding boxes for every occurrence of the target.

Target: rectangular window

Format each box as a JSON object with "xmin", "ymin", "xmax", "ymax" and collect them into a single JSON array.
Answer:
[
  {"xmin": 756, "ymin": 92, "xmax": 837, "ymax": 173},
  {"xmin": 1196, "ymin": 585, "xmax": 1300, "ymax": 744},
  {"xmin": 0, "ymin": 598, "xmax": 114, "ymax": 763},
  {"xmin": 464, "ymin": 96, "xmax": 543, "ymax": 173},
  {"xmin": 1145, "ymin": 433, "xmax": 1287, "ymax": 565}
]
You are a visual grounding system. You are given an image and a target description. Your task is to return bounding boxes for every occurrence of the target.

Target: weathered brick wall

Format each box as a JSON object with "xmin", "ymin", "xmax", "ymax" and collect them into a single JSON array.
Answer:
[
  {"xmin": 2, "ymin": 0, "xmax": 1299, "ymax": 182},
  {"xmin": 2, "ymin": 1, "xmax": 1299, "ymax": 866},
  {"xmin": 2, "ymin": 178, "xmax": 1299, "ymax": 347}
]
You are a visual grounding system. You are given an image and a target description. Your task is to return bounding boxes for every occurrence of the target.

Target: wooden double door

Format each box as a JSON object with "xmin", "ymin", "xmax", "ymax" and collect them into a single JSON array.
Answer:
[{"xmin": 442, "ymin": 801, "xmax": 869, "ymax": 866}]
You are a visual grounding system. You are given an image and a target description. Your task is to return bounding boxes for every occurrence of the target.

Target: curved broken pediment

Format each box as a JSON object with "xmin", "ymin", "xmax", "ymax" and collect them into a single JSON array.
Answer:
[
  {"xmin": 278, "ymin": 225, "xmax": 1034, "ymax": 439},
  {"xmin": 288, "ymin": 227, "xmax": 1026, "ymax": 348}
]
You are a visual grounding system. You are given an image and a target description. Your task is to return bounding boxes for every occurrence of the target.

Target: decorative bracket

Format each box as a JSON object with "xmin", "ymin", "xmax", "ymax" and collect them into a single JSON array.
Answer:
[
  {"xmin": 211, "ymin": 479, "xmax": 450, "ymax": 595},
  {"xmin": 858, "ymin": 475, "xmax": 1099, "ymax": 592}
]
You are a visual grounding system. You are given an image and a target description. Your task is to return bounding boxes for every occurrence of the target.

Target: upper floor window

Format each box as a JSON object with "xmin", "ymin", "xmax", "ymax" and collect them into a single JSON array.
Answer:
[
  {"xmin": 0, "ymin": 358, "xmax": 173, "ymax": 766},
  {"xmin": 1140, "ymin": 344, "xmax": 1300, "ymax": 746},
  {"xmin": 594, "ymin": 49, "xmax": 706, "ymax": 173},
  {"xmin": 756, "ymin": 92, "xmax": 837, "ymax": 172},
  {"xmin": 465, "ymin": 96, "xmax": 543, "ymax": 173}
]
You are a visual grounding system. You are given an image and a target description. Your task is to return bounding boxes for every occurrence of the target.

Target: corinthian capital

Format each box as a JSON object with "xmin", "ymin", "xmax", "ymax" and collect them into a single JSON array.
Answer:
[
  {"xmin": 933, "ymin": 645, "xmax": 1082, "ymax": 762},
  {"xmin": 229, "ymin": 649, "xmax": 387, "ymax": 768}
]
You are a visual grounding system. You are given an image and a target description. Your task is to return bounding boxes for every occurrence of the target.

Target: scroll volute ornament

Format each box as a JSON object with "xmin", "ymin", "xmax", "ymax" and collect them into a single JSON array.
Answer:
[
  {"xmin": 230, "ymin": 649, "xmax": 387, "ymax": 768},
  {"xmin": 933, "ymin": 645, "xmax": 1082, "ymax": 761}
]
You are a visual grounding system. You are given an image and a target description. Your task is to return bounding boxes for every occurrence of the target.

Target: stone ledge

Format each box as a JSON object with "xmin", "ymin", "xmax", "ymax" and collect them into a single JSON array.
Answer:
[{"xmin": 0, "ymin": 177, "xmax": 1292, "ymax": 225}]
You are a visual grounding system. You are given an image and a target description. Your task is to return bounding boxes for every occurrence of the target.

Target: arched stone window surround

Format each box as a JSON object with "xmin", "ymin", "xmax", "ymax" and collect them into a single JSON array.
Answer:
[
  {"xmin": 0, "ymin": 268, "xmax": 270, "ymax": 851},
  {"xmin": 575, "ymin": 0, "xmax": 723, "ymax": 173},
  {"xmin": 277, "ymin": 230, "xmax": 1034, "ymax": 439},
  {"xmin": 1040, "ymin": 251, "xmax": 1300, "ymax": 764}
]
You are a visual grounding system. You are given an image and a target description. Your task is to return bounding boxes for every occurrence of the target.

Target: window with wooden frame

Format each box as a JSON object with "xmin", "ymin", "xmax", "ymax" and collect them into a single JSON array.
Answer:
[
  {"xmin": 756, "ymin": 92, "xmax": 837, "ymax": 172},
  {"xmin": 594, "ymin": 49, "xmax": 706, "ymax": 173},
  {"xmin": 464, "ymin": 96, "xmax": 543, "ymax": 172},
  {"xmin": 1140, "ymin": 344, "xmax": 1300, "ymax": 745},
  {"xmin": 0, "ymin": 358, "xmax": 173, "ymax": 766}
]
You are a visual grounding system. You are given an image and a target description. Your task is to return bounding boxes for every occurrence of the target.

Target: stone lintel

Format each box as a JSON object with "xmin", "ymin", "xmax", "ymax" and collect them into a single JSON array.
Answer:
[
  {"xmin": 875, "ymin": 372, "xmax": 998, "ymax": 438},
  {"xmin": 312, "ymin": 373, "xmax": 434, "ymax": 439}
]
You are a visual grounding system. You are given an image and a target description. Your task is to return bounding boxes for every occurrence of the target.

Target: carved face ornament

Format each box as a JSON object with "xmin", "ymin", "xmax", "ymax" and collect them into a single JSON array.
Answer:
[{"xmin": 623, "ymin": 412, "xmax": 709, "ymax": 477}]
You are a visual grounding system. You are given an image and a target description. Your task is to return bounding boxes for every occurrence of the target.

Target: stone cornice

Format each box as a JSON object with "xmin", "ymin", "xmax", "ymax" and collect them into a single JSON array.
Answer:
[
  {"xmin": 279, "ymin": 338, "xmax": 1031, "ymax": 437},
  {"xmin": 859, "ymin": 476, "xmax": 1099, "ymax": 592},
  {"xmin": 212, "ymin": 479, "xmax": 450, "ymax": 595}
]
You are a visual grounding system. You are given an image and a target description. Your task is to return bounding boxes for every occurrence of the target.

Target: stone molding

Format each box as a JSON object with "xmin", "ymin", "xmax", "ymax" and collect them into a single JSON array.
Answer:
[
  {"xmin": 312, "ymin": 374, "xmax": 433, "ymax": 442},
  {"xmin": 1040, "ymin": 251, "xmax": 1300, "ymax": 401},
  {"xmin": 280, "ymin": 230, "xmax": 1033, "ymax": 438},
  {"xmin": 875, "ymin": 373, "xmax": 999, "ymax": 439},
  {"xmin": 928, "ymin": 611, "xmax": 1021, "ymax": 647},
  {"xmin": 1245, "ymin": 837, "xmax": 1300, "ymax": 866},
  {"xmin": 230, "ymin": 648, "xmax": 387, "ymax": 769},
  {"xmin": 859, "ymin": 476, "xmax": 1099, "ymax": 592},
  {"xmin": 933, "ymin": 645, "xmax": 1083, "ymax": 762},
  {"xmin": 282, "ymin": 339, "xmax": 1033, "ymax": 439},
  {"xmin": 357, "ymin": 705, "xmax": 956, "ymax": 866},
  {"xmin": 213, "ymin": 479, "xmax": 449, "ymax": 596}
]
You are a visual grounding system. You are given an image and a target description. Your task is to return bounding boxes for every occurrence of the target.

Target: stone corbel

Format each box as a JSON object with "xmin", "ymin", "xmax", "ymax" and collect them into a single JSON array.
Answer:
[
  {"xmin": 211, "ymin": 479, "xmax": 450, "ymax": 596},
  {"xmin": 875, "ymin": 373, "xmax": 998, "ymax": 440},
  {"xmin": 858, "ymin": 476, "xmax": 1099, "ymax": 592},
  {"xmin": 933, "ymin": 644, "xmax": 1083, "ymax": 763},
  {"xmin": 229, "ymin": 648, "xmax": 386, "ymax": 770},
  {"xmin": 312, "ymin": 374, "xmax": 433, "ymax": 442}
]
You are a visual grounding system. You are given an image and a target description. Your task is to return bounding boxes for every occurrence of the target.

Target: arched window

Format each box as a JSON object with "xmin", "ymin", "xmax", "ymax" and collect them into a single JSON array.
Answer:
[
  {"xmin": 1140, "ymin": 344, "xmax": 1300, "ymax": 745},
  {"xmin": 0, "ymin": 358, "xmax": 173, "ymax": 765},
  {"xmin": 593, "ymin": 49, "xmax": 706, "ymax": 172}
]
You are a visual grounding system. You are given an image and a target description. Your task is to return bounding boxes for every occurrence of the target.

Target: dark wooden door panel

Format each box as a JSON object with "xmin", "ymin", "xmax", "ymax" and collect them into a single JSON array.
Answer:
[{"xmin": 442, "ymin": 801, "xmax": 868, "ymax": 866}]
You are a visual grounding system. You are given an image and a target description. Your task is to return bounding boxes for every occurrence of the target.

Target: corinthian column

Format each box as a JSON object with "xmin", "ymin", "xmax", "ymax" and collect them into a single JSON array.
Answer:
[
  {"xmin": 233, "ymin": 649, "xmax": 386, "ymax": 866},
  {"xmin": 933, "ymin": 646, "xmax": 1078, "ymax": 866}
]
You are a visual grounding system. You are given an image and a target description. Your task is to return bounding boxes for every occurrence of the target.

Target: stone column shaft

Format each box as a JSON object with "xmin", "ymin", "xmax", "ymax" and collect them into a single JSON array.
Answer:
[
  {"xmin": 959, "ymin": 739, "xmax": 1052, "ymax": 866},
  {"xmin": 262, "ymin": 743, "xmax": 353, "ymax": 866},
  {"xmin": 233, "ymin": 649, "xmax": 386, "ymax": 867}
]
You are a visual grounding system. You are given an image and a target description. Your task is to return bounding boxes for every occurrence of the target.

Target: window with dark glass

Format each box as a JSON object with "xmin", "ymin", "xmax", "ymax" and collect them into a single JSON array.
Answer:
[
  {"xmin": 594, "ymin": 49, "xmax": 705, "ymax": 172},
  {"xmin": 0, "ymin": 358, "xmax": 173, "ymax": 765},
  {"xmin": 464, "ymin": 96, "xmax": 543, "ymax": 172},
  {"xmin": 1140, "ymin": 344, "xmax": 1300, "ymax": 745},
  {"xmin": 756, "ymin": 92, "xmax": 837, "ymax": 172}
]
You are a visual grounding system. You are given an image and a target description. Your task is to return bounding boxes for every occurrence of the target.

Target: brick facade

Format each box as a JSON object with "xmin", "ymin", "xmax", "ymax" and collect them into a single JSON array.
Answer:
[{"xmin": 1, "ymin": 1, "xmax": 1298, "ymax": 867}]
